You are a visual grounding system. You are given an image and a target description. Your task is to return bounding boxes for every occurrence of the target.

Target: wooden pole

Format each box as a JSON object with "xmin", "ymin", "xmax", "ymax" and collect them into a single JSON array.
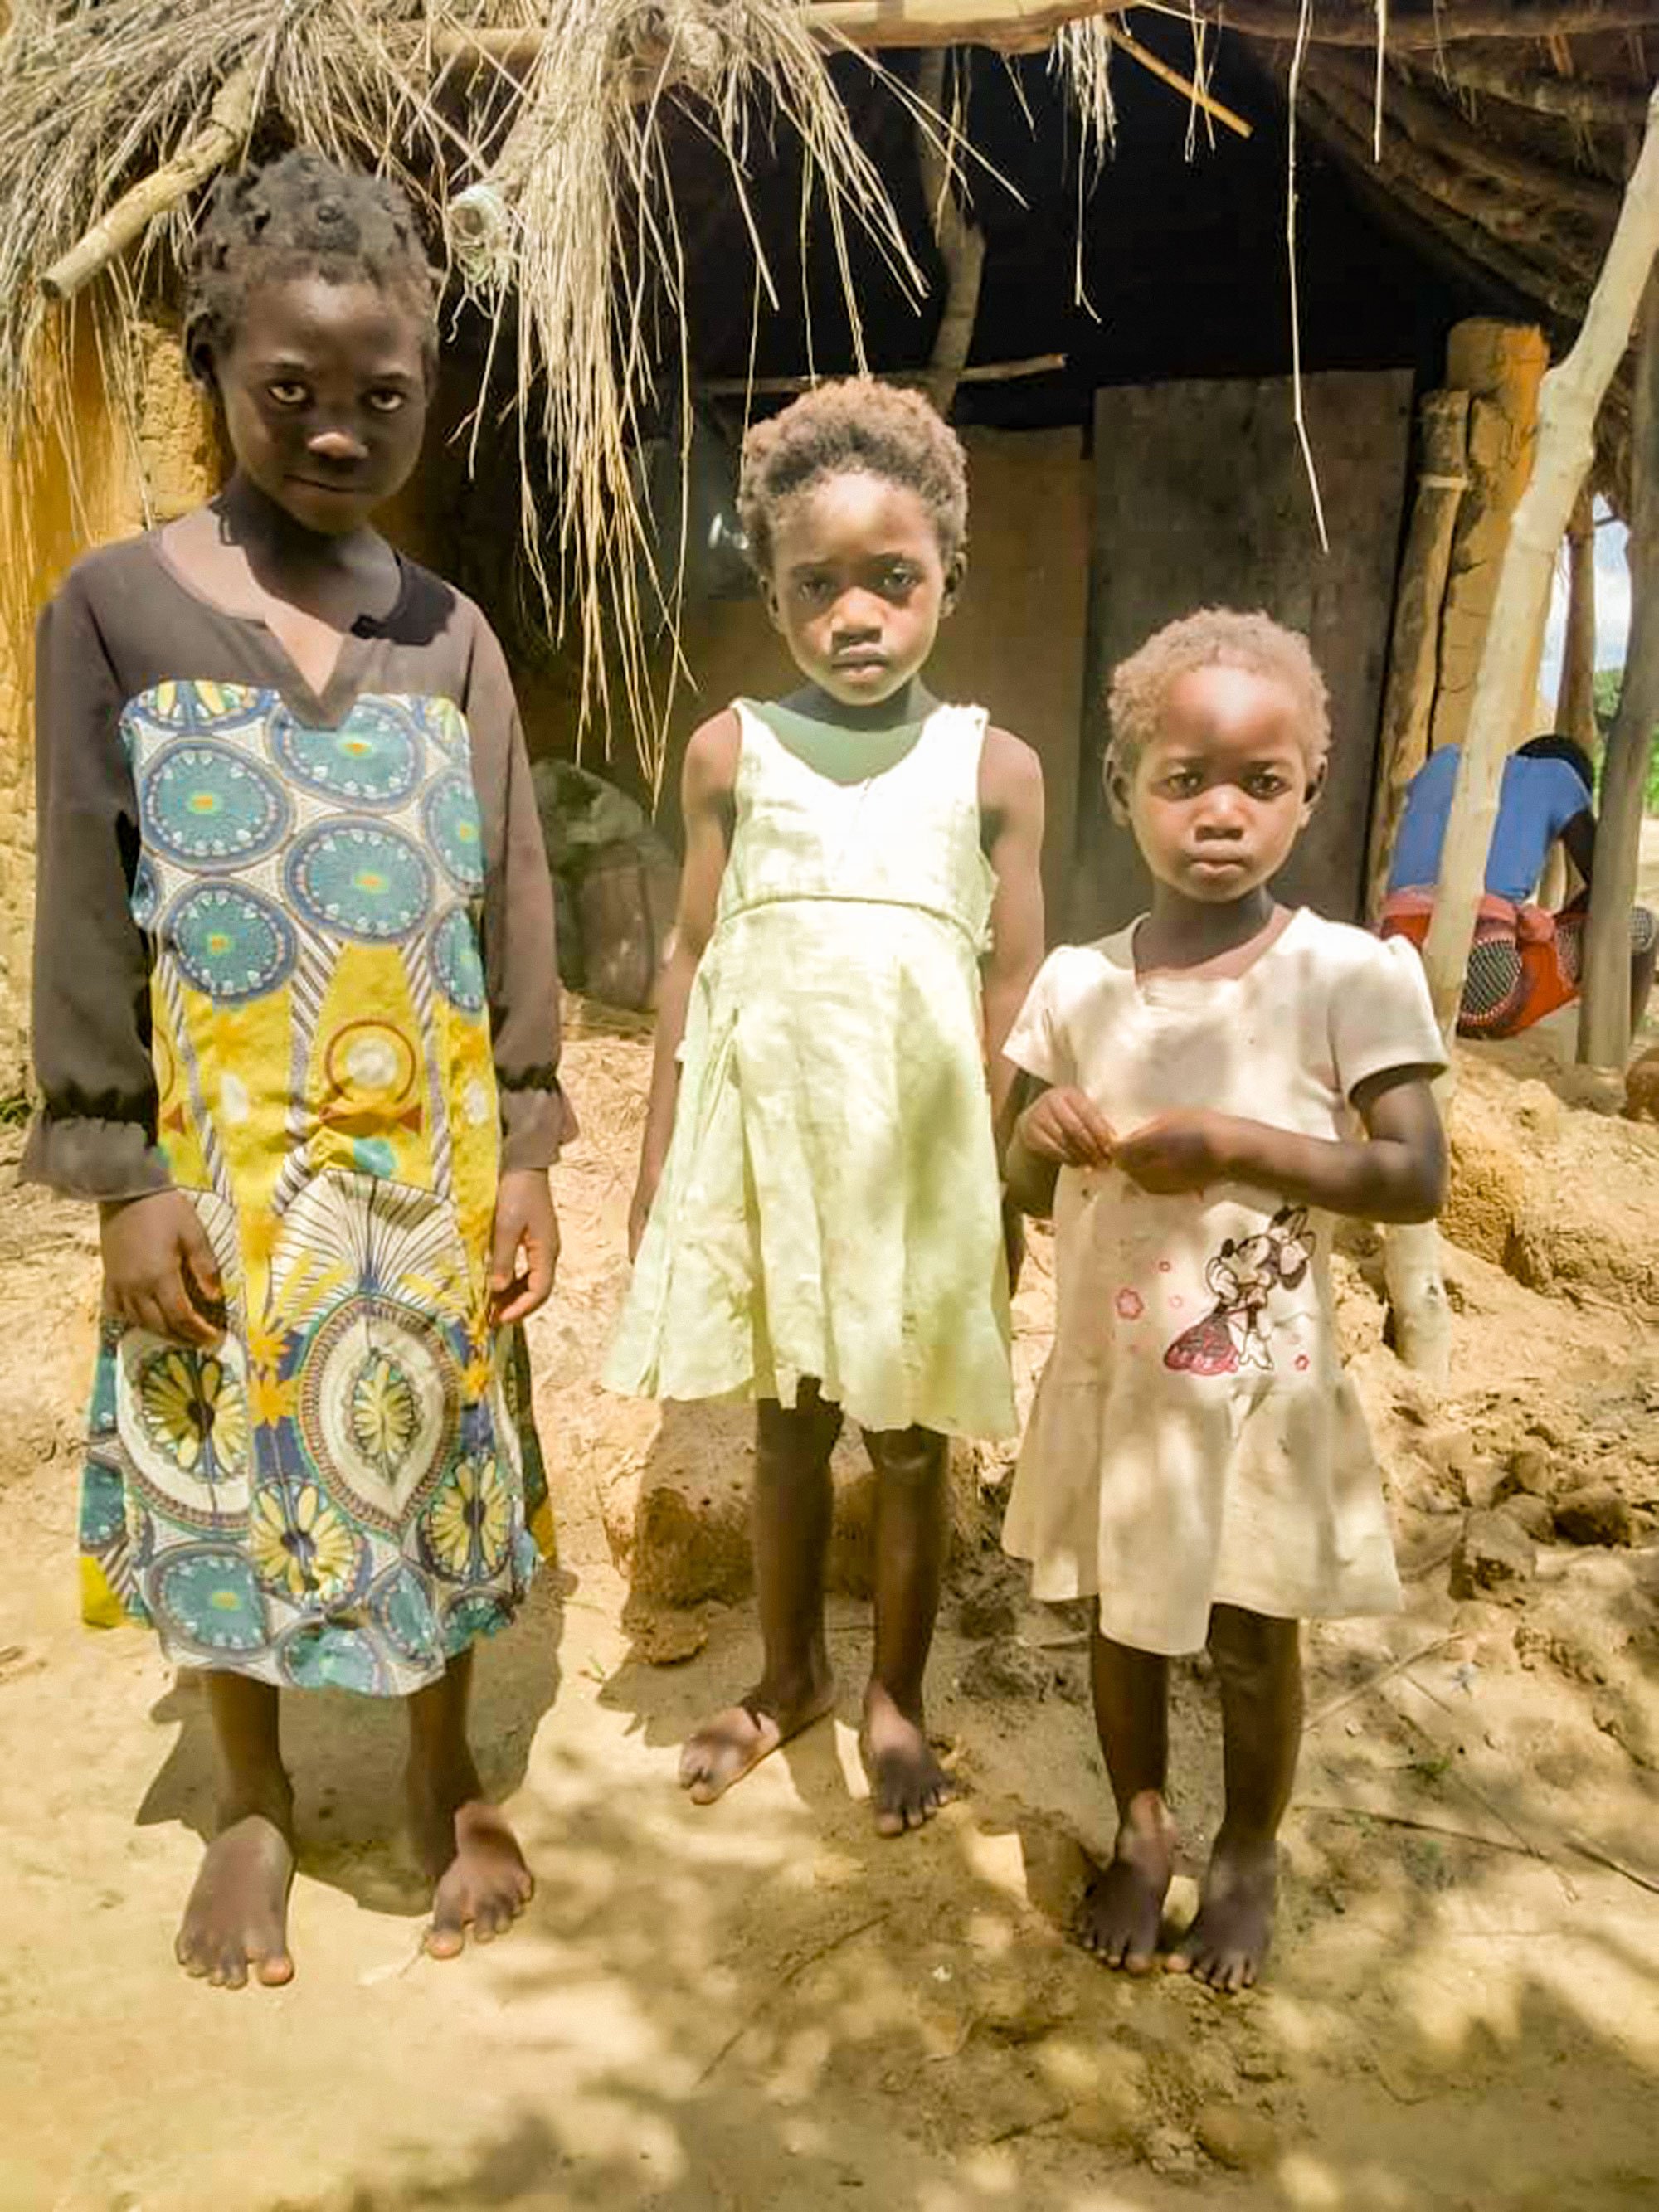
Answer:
[
  {"xmin": 1579, "ymin": 272, "xmax": 1659, "ymax": 1067},
  {"xmin": 1419, "ymin": 86, "xmax": 1659, "ymax": 1043},
  {"xmin": 916, "ymin": 52, "xmax": 985, "ymax": 418},
  {"xmin": 1558, "ymin": 485, "xmax": 1599, "ymax": 749},
  {"xmin": 40, "ymin": 66, "xmax": 256, "ymax": 302},
  {"xmin": 1365, "ymin": 389, "xmax": 1470, "ymax": 925},
  {"xmin": 1429, "ymin": 320, "xmax": 1550, "ymax": 760}
]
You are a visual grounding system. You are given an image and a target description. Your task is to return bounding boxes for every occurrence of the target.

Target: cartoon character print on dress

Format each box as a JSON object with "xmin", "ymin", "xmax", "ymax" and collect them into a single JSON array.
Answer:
[
  {"xmin": 1163, "ymin": 1207, "xmax": 1315, "ymax": 1378},
  {"xmin": 78, "ymin": 679, "xmax": 548, "ymax": 1693}
]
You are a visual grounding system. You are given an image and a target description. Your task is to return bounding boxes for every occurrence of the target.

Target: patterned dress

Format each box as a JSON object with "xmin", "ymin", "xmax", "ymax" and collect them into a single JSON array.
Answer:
[
  {"xmin": 606, "ymin": 698, "xmax": 1014, "ymax": 1441},
  {"xmin": 25, "ymin": 537, "xmax": 572, "ymax": 1696}
]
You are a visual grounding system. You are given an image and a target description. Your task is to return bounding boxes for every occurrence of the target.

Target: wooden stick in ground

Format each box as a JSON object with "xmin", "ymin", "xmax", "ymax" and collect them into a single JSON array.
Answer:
[
  {"xmin": 1579, "ymin": 270, "xmax": 1659, "ymax": 1067},
  {"xmin": 1419, "ymin": 85, "xmax": 1659, "ymax": 1043},
  {"xmin": 40, "ymin": 65, "xmax": 256, "ymax": 303},
  {"xmin": 1365, "ymin": 389, "xmax": 1470, "ymax": 925}
]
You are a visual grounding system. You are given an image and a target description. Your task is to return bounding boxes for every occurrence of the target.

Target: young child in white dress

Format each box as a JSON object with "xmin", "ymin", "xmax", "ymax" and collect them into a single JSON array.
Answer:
[{"xmin": 1001, "ymin": 610, "xmax": 1447, "ymax": 1992}]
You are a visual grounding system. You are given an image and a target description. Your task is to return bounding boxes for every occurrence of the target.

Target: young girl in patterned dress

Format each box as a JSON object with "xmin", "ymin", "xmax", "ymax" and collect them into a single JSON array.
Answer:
[
  {"xmin": 26, "ymin": 153, "xmax": 573, "ymax": 1986},
  {"xmin": 606, "ymin": 382, "xmax": 1045, "ymax": 1835},
  {"xmin": 1002, "ymin": 611, "xmax": 1447, "ymax": 1991}
]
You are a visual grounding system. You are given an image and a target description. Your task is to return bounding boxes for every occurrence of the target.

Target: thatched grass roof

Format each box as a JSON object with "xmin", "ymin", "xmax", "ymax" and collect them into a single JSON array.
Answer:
[{"xmin": 0, "ymin": 2, "xmax": 1652, "ymax": 768}]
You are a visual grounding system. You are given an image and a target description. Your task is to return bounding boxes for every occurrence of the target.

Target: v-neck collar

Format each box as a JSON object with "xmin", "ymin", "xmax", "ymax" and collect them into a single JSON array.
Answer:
[{"xmin": 146, "ymin": 530, "xmax": 410, "ymax": 729}]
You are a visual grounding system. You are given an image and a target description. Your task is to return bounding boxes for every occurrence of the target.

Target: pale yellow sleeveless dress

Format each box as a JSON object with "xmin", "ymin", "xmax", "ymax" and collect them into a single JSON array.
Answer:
[{"xmin": 606, "ymin": 699, "xmax": 1015, "ymax": 1439}]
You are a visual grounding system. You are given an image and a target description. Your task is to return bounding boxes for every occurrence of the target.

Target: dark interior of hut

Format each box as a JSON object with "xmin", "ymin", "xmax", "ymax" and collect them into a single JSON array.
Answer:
[{"xmin": 420, "ymin": 24, "xmax": 1543, "ymax": 887}]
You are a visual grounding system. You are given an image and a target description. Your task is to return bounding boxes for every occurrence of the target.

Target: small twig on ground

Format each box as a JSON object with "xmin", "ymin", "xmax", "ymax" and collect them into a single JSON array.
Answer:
[
  {"xmin": 1299, "ymin": 1804, "xmax": 1554, "ymax": 1864},
  {"xmin": 986, "ymin": 2104, "xmax": 1071, "ymax": 2146},
  {"xmin": 1564, "ymin": 1835, "xmax": 1659, "ymax": 1898},
  {"xmin": 697, "ymin": 1910, "xmax": 892, "ymax": 2086},
  {"xmin": 1302, "ymin": 1635, "xmax": 1457, "ymax": 1733}
]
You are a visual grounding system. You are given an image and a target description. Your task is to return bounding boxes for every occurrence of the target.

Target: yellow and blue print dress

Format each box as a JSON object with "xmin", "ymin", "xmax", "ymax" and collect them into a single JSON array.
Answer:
[{"xmin": 25, "ymin": 538, "xmax": 572, "ymax": 1696}]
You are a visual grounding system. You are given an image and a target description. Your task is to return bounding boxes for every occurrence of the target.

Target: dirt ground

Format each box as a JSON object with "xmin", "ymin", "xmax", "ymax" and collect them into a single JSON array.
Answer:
[{"xmin": 3, "ymin": 991, "xmax": 1659, "ymax": 2212}]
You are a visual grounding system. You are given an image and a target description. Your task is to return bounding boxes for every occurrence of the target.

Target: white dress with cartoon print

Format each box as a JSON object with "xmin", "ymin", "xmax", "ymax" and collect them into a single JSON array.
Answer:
[{"xmin": 1002, "ymin": 910, "xmax": 1445, "ymax": 1656}]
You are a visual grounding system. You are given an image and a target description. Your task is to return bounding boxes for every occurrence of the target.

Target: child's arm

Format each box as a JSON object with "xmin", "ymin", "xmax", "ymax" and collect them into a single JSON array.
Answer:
[
  {"xmin": 1002, "ymin": 1077, "xmax": 1115, "ymax": 1220},
  {"xmin": 1111, "ymin": 1069, "xmax": 1447, "ymax": 1224},
  {"xmin": 628, "ymin": 710, "xmax": 740, "ymax": 1257},
  {"xmin": 22, "ymin": 569, "xmax": 225, "ymax": 1347},
  {"xmin": 978, "ymin": 725, "xmax": 1046, "ymax": 1130},
  {"xmin": 467, "ymin": 611, "xmax": 576, "ymax": 1323}
]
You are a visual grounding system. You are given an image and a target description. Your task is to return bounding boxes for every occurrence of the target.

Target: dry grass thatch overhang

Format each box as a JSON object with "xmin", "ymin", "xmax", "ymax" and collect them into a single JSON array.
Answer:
[{"xmin": 0, "ymin": 1, "xmax": 1654, "ymax": 774}]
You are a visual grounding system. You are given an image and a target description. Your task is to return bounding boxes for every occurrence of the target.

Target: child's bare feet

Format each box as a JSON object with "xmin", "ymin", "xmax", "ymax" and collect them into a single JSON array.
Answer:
[
  {"xmin": 679, "ymin": 1667, "xmax": 836, "ymax": 1804},
  {"xmin": 1166, "ymin": 1828, "xmax": 1277, "ymax": 1993},
  {"xmin": 176, "ymin": 1787, "xmax": 295, "ymax": 1991},
  {"xmin": 1076, "ymin": 1791, "xmax": 1175, "ymax": 1972},
  {"xmin": 861, "ymin": 1679, "xmax": 954, "ymax": 1836},
  {"xmin": 407, "ymin": 1749, "xmax": 533, "ymax": 1957}
]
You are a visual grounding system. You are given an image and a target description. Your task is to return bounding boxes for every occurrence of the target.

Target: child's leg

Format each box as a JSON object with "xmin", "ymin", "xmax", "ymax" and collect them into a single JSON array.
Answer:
[
  {"xmin": 1079, "ymin": 1621, "xmax": 1175, "ymax": 1972},
  {"xmin": 406, "ymin": 1647, "xmax": 534, "ymax": 1958},
  {"xmin": 862, "ymin": 1422, "xmax": 952, "ymax": 1837},
  {"xmin": 679, "ymin": 1385, "xmax": 842, "ymax": 1803},
  {"xmin": 176, "ymin": 1672, "xmax": 295, "ymax": 1990},
  {"xmin": 1168, "ymin": 1603, "xmax": 1301, "ymax": 1994}
]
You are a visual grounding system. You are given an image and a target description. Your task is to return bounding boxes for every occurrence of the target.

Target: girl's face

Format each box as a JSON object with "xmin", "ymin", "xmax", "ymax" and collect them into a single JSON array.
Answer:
[
  {"xmin": 1117, "ymin": 664, "xmax": 1320, "ymax": 905},
  {"xmin": 763, "ymin": 470, "xmax": 958, "ymax": 709},
  {"xmin": 207, "ymin": 273, "xmax": 430, "ymax": 537}
]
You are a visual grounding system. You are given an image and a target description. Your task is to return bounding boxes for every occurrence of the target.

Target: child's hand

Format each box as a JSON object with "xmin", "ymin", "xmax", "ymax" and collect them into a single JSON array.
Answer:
[
  {"xmin": 99, "ymin": 1191, "xmax": 224, "ymax": 1347},
  {"xmin": 1016, "ymin": 1086, "xmax": 1115, "ymax": 1168},
  {"xmin": 490, "ymin": 1169, "xmax": 560, "ymax": 1325},
  {"xmin": 1113, "ymin": 1111, "xmax": 1238, "ymax": 1194}
]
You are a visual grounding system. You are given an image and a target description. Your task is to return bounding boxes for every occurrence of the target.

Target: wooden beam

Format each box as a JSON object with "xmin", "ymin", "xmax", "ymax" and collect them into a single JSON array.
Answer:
[
  {"xmin": 1298, "ymin": 90, "xmax": 1561, "ymax": 318},
  {"xmin": 1417, "ymin": 55, "xmax": 1655, "ymax": 134},
  {"xmin": 1579, "ymin": 270, "xmax": 1659, "ymax": 1065},
  {"xmin": 696, "ymin": 352, "xmax": 1064, "ymax": 397},
  {"xmin": 40, "ymin": 65, "xmax": 255, "ymax": 303},
  {"xmin": 1301, "ymin": 79, "xmax": 1593, "ymax": 318},
  {"xmin": 1418, "ymin": 84, "xmax": 1659, "ymax": 1041},
  {"xmin": 1185, "ymin": 2, "xmax": 1659, "ymax": 46},
  {"xmin": 436, "ymin": 1, "xmax": 1128, "ymax": 72},
  {"xmin": 1313, "ymin": 51, "xmax": 1620, "ymax": 226}
]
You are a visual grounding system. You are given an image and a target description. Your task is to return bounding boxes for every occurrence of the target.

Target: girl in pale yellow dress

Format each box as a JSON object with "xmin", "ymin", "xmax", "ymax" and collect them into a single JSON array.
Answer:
[{"xmin": 607, "ymin": 381, "xmax": 1045, "ymax": 1835}]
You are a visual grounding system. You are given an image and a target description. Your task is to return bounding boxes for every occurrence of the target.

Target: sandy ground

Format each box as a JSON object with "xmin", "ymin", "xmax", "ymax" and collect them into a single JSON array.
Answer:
[{"xmin": 2, "ymin": 1006, "xmax": 1659, "ymax": 2212}]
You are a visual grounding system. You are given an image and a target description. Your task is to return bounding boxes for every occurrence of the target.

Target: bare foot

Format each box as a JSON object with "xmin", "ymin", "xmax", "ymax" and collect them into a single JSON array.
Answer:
[
  {"xmin": 1166, "ymin": 1829, "xmax": 1277, "ymax": 1994},
  {"xmin": 176, "ymin": 1793, "xmax": 295, "ymax": 1991},
  {"xmin": 861, "ymin": 1680, "xmax": 954, "ymax": 1838},
  {"xmin": 408, "ymin": 1753, "xmax": 533, "ymax": 1958},
  {"xmin": 679, "ymin": 1670, "xmax": 836, "ymax": 1805},
  {"xmin": 1076, "ymin": 1794, "xmax": 1176, "ymax": 1973}
]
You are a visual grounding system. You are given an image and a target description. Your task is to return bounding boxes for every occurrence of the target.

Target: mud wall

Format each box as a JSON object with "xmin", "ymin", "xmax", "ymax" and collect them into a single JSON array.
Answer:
[{"xmin": 0, "ymin": 320, "xmax": 220, "ymax": 1095}]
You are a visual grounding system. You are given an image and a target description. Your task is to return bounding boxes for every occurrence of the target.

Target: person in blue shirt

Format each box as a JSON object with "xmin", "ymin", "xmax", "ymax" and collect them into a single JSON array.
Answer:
[{"xmin": 1381, "ymin": 735, "xmax": 1656, "ymax": 1038}]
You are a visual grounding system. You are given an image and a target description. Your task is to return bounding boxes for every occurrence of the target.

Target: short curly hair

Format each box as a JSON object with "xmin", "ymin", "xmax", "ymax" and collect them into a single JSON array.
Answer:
[
  {"xmin": 1106, "ymin": 608, "xmax": 1331, "ymax": 790},
  {"xmin": 737, "ymin": 377, "xmax": 969, "ymax": 579},
  {"xmin": 184, "ymin": 150, "xmax": 439, "ymax": 386}
]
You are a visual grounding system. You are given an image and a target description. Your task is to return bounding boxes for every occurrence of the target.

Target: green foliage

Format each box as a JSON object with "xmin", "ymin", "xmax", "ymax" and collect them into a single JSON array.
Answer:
[{"xmin": 1590, "ymin": 670, "xmax": 1659, "ymax": 813}]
